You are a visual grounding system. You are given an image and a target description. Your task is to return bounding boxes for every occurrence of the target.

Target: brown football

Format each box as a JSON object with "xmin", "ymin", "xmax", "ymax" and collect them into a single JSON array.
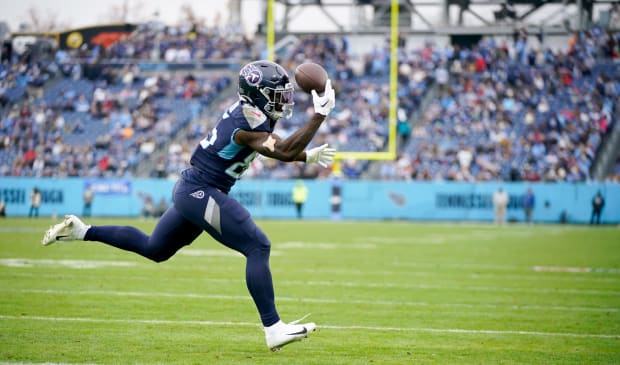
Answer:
[{"xmin": 294, "ymin": 62, "xmax": 328, "ymax": 94}]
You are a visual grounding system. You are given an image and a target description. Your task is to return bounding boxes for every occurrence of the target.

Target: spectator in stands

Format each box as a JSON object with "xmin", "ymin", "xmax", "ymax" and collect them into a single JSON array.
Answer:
[
  {"xmin": 0, "ymin": 81, "xmax": 8, "ymax": 108},
  {"xmin": 610, "ymin": 3, "xmax": 620, "ymax": 31},
  {"xmin": 74, "ymin": 94, "xmax": 90, "ymax": 113},
  {"xmin": 1, "ymin": 28, "xmax": 618, "ymax": 183},
  {"xmin": 397, "ymin": 113, "xmax": 411, "ymax": 149}
]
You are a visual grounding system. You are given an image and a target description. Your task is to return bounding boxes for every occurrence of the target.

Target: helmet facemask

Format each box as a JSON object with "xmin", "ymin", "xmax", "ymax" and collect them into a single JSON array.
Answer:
[{"xmin": 260, "ymin": 83, "xmax": 294, "ymax": 120}]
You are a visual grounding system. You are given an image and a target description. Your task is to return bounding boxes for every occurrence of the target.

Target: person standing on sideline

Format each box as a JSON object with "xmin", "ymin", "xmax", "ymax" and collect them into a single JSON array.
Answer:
[
  {"xmin": 41, "ymin": 60, "xmax": 336, "ymax": 351},
  {"xmin": 292, "ymin": 180, "xmax": 308, "ymax": 219},
  {"xmin": 590, "ymin": 190, "xmax": 605, "ymax": 225},
  {"xmin": 492, "ymin": 187, "xmax": 509, "ymax": 225},
  {"xmin": 83, "ymin": 186, "xmax": 94, "ymax": 217},
  {"xmin": 522, "ymin": 187, "xmax": 535, "ymax": 224},
  {"xmin": 29, "ymin": 187, "xmax": 41, "ymax": 217}
]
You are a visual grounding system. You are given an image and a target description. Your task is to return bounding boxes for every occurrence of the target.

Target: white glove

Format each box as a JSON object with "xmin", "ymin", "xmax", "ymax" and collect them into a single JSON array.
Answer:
[
  {"xmin": 311, "ymin": 79, "xmax": 335, "ymax": 116},
  {"xmin": 305, "ymin": 143, "xmax": 336, "ymax": 168}
]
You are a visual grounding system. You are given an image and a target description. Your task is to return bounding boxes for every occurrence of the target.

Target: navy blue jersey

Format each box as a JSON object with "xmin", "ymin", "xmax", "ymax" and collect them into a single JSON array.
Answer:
[{"xmin": 182, "ymin": 100, "xmax": 274, "ymax": 193}]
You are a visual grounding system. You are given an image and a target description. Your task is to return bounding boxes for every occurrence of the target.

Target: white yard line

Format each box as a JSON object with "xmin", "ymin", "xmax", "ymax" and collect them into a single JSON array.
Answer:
[
  {"xmin": 10, "ymin": 289, "xmax": 619, "ymax": 313},
  {"xmin": 5, "ymin": 271, "xmax": 619, "ymax": 296},
  {"xmin": 392, "ymin": 261, "xmax": 620, "ymax": 274},
  {"xmin": 1, "ymin": 314, "xmax": 618, "ymax": 339},
  {"xmin": 0, "ymin": 258, "xmax": 137, "ymax": 269},
  {"xmin": 291, "ymin": 280, "xmax": 620, "ymax": 296}
]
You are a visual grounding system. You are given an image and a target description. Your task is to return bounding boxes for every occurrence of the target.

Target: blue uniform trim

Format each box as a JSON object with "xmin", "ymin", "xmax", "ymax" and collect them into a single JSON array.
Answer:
[{"xmin": 217, "ymin": 128, "xmax": 243, "ymax": 160}]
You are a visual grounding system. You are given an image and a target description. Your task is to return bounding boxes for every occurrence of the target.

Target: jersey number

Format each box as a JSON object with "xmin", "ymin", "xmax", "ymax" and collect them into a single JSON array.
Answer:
[
  {"xmin": 199, "ymin": 124, "xmax": 256, "ymax": 180},
  {"xmin": 226, "ymin": 151, "xmax": 257, "ymax": 179},
  {"xmin": 199, "ymin": 127, "xmax": 218, "ymax": 149}
]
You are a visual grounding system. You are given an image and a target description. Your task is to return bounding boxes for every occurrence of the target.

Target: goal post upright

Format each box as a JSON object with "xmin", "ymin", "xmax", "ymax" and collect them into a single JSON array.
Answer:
[
  {"xmin": 266, "ymin": 0, "xmax": 275, "ymax": 61},
  {"xmin": 334, "ymin": 0, "xmax": 399, "ymax": 173},
  {"xmin": 265, "ymin": 0, "xmax": 400, "ymax": 174},
  {"xmin": 387, "ymin": 0, "xmax": 399, "ymax": 160}
]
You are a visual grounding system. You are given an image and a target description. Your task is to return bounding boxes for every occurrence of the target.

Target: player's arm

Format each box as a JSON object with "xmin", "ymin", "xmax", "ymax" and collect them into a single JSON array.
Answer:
[
  {"xmin": 235, "ymin": 80, "xmax": 336, "ymax": 166},
  {"xmin": 235, "ymin": 112, "xmax": 322, "ymax": 162}
]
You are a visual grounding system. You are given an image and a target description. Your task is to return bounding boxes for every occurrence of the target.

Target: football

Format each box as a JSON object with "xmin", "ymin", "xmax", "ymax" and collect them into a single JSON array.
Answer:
[{"xmin": 294, "ymin": 62, "xmax": 328, "ymax": 94}]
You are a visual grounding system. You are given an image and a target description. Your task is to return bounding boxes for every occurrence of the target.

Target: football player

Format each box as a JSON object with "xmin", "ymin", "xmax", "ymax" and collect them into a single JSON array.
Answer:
[{"xmin": 42, "ymin": 60, "xmax": 336, "ymax": 351}]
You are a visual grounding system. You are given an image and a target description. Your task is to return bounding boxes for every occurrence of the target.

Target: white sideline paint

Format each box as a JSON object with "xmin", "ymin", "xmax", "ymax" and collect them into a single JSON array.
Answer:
[
  {"xmin": 0, "ymin": 259, "xmax": 136, "ymax": 269},
  {"xmin": 1, "ymin": 315, "xmax": 618, "ymax": 339},
  {"xmin": 291, "ymin": 280, "xmax": 620, "ymax": 296},
  {"xmin": 532, "ymin": 266, "xmax": 620, "ymax": 274},
  {"xmin": 12, "ymin": 288, "xmax": 618, "ymax": 313},
  {"xmin": 359, "ymin": 229, "xmax": 536, "ymax": 245},
  {"xmin": 0, "ymin": 227, "xmax": 43, "ymax": 232},
  {"xmin": 392, "ymin": 261, "xmax": 620, "ymax": 275},
  {"xmin": 7, "ymin": 266, "xmax": 620, "ymax": 286}
]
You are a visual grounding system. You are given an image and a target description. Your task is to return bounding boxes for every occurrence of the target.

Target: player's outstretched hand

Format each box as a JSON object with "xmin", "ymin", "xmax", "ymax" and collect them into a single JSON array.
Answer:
[
  {"xmin": 306, "ymin": 143, "xmax": 336, "ymax": 168},
  {"xmin": 311, "ymin": 79, "xmax": 335, "ymax": 117}
]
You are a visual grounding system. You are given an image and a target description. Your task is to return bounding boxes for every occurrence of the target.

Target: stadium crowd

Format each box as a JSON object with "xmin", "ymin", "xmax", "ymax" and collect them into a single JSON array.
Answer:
[
  {"xmin": 1, "ymin": 21, "xmax": 619, "ymax": 182},
  {"xmin": 395, "ymin": 29, "xmax": 620, "ymax": 182},
  {"xmin": 67, "ymin": 22, "xmax": 255, "ymax": 62},
  {"xmin": 1, "ymin": 55, "xmax": 231, "ymax": 177}
]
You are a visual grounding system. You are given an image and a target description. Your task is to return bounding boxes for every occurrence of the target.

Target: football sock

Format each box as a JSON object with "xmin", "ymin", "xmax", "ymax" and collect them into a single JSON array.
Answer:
[{"xmin": 245, "ymin": 245, "xmax": 280, "ymax": 327}]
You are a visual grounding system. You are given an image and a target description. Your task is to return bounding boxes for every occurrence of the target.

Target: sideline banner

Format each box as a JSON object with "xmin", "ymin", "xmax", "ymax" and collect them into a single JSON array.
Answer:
[
  {"xmin": 0, "ymin": 177, "xmax": 617, "ymax": 223},
  {"xmin": 337, "ymin": 181, "xmax": 619, "ymax": 223}
]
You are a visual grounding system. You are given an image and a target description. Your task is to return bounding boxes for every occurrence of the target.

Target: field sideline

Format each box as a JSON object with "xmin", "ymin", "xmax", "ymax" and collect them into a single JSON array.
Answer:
[{"xmin": 1, "ymin": 218, "xmax": 619, "ymax": 364}]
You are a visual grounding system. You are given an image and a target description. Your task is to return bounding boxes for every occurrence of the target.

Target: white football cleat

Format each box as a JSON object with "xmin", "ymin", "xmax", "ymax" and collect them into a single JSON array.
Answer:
[
  {"xmin": 264, "ymin": 317, "xmax": 317, "ymax": 351},
  {"xmin": 41, "ymin": 215, "xmax": 90, "ymax": 246}
]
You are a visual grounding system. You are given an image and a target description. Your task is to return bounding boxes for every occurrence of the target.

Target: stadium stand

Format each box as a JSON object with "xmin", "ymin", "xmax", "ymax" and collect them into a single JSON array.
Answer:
[
  {"xmin": 0, "ymin": 59, "xmax": 231, "ymax": 177},
  {"xmin": 400, "ymin": 31, "xmax": 620, "ymax": 182},
  {"xmin": 1, "ymin": 20, "xmax": 618, "ymax": 182}
]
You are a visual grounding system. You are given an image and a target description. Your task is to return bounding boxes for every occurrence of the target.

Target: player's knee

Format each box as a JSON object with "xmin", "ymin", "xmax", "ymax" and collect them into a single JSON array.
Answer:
[
  {"xmin": 255, "ymin": 229, "xmax": 271, "ymax": 251},
  {"xmin": 245, "ymin": 228, "xmax": 271, "ymax": 257},
  {"xmin": 149, "ymin": 253, "xmax": 171, "ymax": 263}
]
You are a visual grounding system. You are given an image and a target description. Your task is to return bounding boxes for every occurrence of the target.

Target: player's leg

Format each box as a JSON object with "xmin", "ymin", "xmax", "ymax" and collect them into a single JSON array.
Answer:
[
  {"xmin": 42, "ymin": 207, "xmax": 202, "ymax": 263},
  {"xmin": 173, "ymin": 185, "xmax": 279, "ymax": 324},
  {"xmin": 173, "ymin": 185, "xmax": 315, "ymax": 350},
  {"xmin": 88, "ymin": 206, "xmax": 202, "ymax": 262},
  {"xmin": 174, "ymin": 182, "xmax": 281, "ymax": 324}
]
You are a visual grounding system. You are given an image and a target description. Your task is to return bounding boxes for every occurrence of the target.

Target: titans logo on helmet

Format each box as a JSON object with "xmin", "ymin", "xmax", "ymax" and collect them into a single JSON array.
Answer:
[{"xmin": 240, "ymin": 64, "xmax": 262, "ymax": 86}]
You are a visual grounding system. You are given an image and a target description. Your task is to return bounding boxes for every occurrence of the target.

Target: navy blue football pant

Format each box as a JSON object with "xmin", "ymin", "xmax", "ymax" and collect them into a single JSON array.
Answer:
[{"xmin": 84, "ymin": 179, "xmax": 280, "ymax": 327}]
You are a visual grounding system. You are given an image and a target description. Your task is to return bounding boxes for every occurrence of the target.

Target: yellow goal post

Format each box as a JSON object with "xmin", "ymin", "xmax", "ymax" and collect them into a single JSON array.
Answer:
[{"xmin": 266, "ymin": 0, "xmax": 400, "ymax": 173}]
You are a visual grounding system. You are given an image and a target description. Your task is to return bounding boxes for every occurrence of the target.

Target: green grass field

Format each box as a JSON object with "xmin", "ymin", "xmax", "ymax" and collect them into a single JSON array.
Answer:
[{"xmin": 1, "ymin": 218, "xmax": 619, "ymax": 365}]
